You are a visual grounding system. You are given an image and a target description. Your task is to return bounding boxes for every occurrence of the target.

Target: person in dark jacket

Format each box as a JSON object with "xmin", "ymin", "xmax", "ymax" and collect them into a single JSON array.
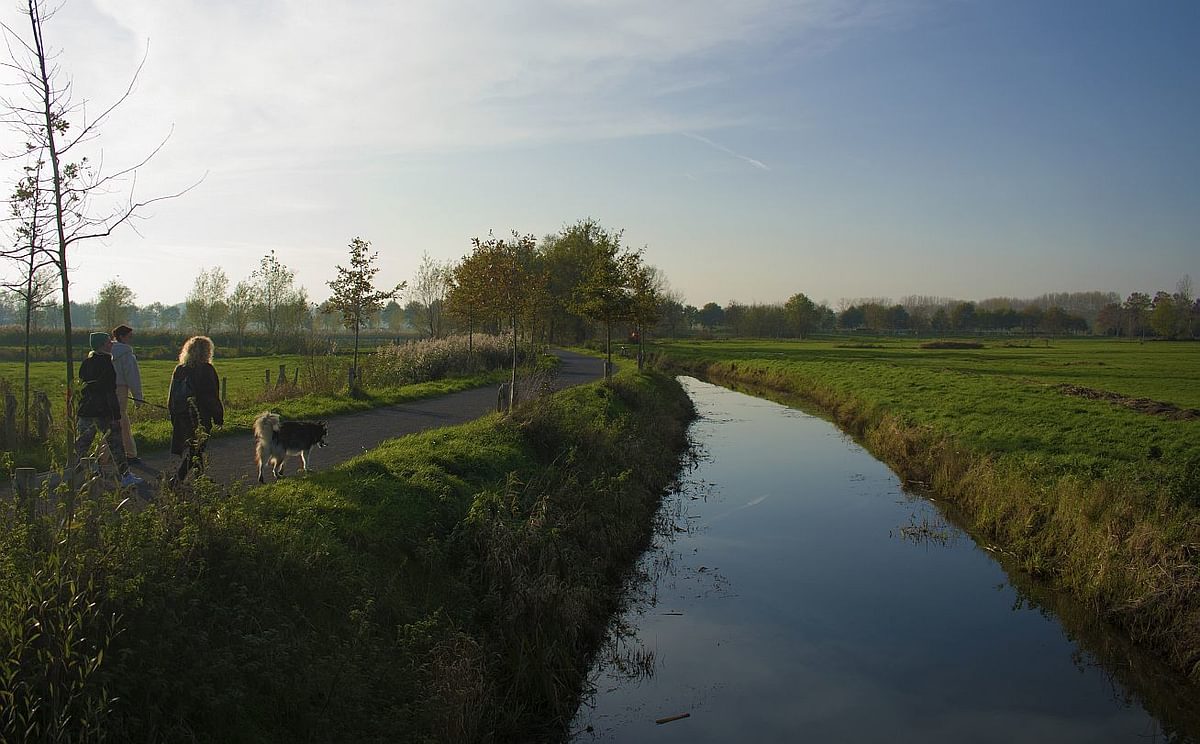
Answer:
[
  {"xmin": 169, "ymin": 335, "xmax": 225, "ymax": 481},
  {"xmin": 75, "ymin": 332, "xmax": 144, "ymax": 487}
]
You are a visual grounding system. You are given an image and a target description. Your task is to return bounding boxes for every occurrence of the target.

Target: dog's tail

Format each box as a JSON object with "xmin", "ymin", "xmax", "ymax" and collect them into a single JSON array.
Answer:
[{"xmin": 253, "ymin": 411, "xmax": 281, "ymax": 441}]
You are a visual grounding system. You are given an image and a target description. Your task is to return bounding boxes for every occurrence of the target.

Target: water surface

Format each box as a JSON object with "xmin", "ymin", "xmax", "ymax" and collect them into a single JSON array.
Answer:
[{"xmin": 572, "ymin": 377, "xmax": 1197, "ymax": 743}]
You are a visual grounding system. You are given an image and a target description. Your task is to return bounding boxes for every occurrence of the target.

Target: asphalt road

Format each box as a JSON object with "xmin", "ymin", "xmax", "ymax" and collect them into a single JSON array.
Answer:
[{"xmin": 123, "ymin": 348, "xmax": 606, "ymax": 490}]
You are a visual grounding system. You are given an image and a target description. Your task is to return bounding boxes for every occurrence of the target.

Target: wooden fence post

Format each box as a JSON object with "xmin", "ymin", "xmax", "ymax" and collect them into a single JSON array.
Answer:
[
  {"xmin": 265, "ymin": 369, "xmax": 271, "ymax": 391},
  {"xmin": 277, "ymin": 364, "xmax": 287, "ymax": 388},
  {"xmin": 34, "ymin": 390, "xmax": 51, "ymax": 441},
  {"xmin": 221, "ymin": 377, "xmax": 229, "ymax": 405},
  {"xmin": 3, "ymin": 392, "xmax": 16, "ymax": 446},
  {"xmin": 13, "ymin": 467, "xmax": 35, "ymax": 504}
]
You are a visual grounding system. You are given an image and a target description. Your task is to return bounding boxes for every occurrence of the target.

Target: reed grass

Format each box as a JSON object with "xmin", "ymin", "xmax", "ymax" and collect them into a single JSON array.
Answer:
[{"xmin": 0, "ymin": 367, "xmax": 695, "ymax": 741}]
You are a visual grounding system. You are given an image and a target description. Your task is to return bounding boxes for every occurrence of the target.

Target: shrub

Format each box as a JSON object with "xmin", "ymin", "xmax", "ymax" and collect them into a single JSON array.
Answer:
[{"xmin": 363, "ymin": 334, "xmax": 530, "ymax": 388}]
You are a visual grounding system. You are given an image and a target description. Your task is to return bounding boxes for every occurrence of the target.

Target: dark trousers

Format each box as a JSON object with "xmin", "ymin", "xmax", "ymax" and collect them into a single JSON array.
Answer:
[
  {"xmin": 75, "ymin": 416, "xmax": 129, "ymax": 476},
  {"xmin": 177, "ymin": 426, "xmax": 211, "ymax": 481}
]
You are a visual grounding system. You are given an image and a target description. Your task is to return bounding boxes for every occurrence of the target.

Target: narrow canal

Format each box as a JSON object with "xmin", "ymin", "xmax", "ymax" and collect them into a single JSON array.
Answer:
[{"xmin": 571, "ymin": 377, "xmax": 1198, "ymax": 743}]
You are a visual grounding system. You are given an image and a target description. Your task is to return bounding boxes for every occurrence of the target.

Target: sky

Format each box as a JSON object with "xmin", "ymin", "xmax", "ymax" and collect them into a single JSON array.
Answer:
[{"xmin": 0, "ymin": 0, "xmax": 1197, "ymax": 310}]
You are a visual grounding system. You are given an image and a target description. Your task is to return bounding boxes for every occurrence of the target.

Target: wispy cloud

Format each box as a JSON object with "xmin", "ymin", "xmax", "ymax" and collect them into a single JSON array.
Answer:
[
  {"xmin": 14, "ymin": 0, "xmax": 902, "ymax": 167},
  {"xmin": 682, "ymin": 132, "xmax": 770, "ymax": 170}
]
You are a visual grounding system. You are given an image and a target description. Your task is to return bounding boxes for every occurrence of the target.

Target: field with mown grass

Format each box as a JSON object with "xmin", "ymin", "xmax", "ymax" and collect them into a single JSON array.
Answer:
[
  {"xmin": 0, "ymin": 368, "xmax": 695, "ymax": 742},
  {"xmin": 0, "ymin": 355, "xmax": 312, "ymax": 407},
  {"xmin": 0, "ymin": 334, "xmax": 537, "ymax": 469},
  {"xmin": 651, "ymin": 336, "xmax": 1200, "ymax": 683}
]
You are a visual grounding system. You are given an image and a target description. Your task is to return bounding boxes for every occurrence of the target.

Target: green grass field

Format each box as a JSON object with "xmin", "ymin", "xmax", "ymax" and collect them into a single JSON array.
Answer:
[
  {"xmin": 0, "ymin": 354, "xmax": 312, "ymax": 407},
  {"xmin": 654, "ymin": 336, "xmax": 1200, "ymax": 473},
  {"xmin": 0, "ymin": 352, "xmax": 514, "ymax": 460}
]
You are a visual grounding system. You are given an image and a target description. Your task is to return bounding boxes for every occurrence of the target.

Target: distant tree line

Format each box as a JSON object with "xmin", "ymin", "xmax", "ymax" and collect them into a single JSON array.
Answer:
[
  {"xmin": 0, "ymin": 218, "xmax": 682, "ymax": 363},
  {"xmin": 688, "ymin": 279, "xmax": 1197, "ymax": 339}
]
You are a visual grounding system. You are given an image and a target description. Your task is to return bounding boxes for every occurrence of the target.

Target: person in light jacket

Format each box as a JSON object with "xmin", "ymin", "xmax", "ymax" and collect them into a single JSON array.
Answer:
[{"xmin": 110, "ymin": 324, "xmax": 143, "ymax": 462}]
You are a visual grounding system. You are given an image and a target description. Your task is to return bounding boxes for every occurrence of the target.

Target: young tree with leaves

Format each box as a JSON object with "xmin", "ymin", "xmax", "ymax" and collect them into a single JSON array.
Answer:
[
  {"xmin": 567, "ymin": 220, "xmax": 634, "ymax": 379},
  {"xmin": 324, "ymin": 237, "xmax": 404, "ymax": 384},
  {"xmin": 184, "ymin": 267, "xmax": 229, "ymax": 335},
  {"xmin": 411, "ymin": 251, "xmax": 451, "ymax": 338},
  {"xmin": 448, "ymin": 249, "xmax": 491, "ymax": 353},
  {"xmin": 226, "ymin": 280, "xmax": 255, "ymax": 353},
  {"xmin": 784, "ymin": 292, "xmax": 817, "ymax": 339},
  {"xmin": 2, "ymin": 155, "xmax": 57, "ymax": 439},
  {"xmin": 627, "ymin": 258, "xmax": 660, "ymax": 370},
  {"xmin": 94, "ymin": 279, "xmax": 135, "ymax": 330},
  {"xmin": 252, "ymin": 249, "xmax": 297, "ymax": 343},
  {"xmin": 466, "ymin": 231, "xmax": 539, "ymax": 408}
]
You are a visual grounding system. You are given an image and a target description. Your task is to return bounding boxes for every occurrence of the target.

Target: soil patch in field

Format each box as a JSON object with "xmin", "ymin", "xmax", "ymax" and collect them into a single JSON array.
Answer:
[
  {"xmin": 1056, "ymin": 384, "xmax": 1200, "ymax": 421},
  {"xmin": 920, "ymin": 341, "xmax": 985, "ymax": 350}
]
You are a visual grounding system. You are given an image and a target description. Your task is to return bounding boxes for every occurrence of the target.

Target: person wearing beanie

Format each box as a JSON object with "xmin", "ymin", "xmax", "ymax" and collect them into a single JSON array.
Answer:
[
  {"xmin": 75, "ymin": 331, "xmax": 143, "ymax": 488},
  {"xmin": 110, "ymin": 324, "xmax": 143, "ymax": 461}
]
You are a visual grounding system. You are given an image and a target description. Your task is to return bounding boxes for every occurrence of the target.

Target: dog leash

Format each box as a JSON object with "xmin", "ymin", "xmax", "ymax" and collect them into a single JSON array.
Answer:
[
  {"xmin": 129, "ymin": 395, "xmax": 171, "ymax": 411},
  {"xmin": 129, "ymin": 394, "xmax": 262, "ymax": 430}
]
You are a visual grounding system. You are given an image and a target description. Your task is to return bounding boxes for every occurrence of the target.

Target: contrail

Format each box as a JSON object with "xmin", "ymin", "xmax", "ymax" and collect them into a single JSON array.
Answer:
[{"xmin": 683, "ymin": 132, "xmax": 769, "ymax": 171}]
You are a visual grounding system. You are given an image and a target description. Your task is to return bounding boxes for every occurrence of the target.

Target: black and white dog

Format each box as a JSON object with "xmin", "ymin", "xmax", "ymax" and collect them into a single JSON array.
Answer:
[{"xmin": 253, "ymin": 412, "xmax": 328, "ymax": 482}]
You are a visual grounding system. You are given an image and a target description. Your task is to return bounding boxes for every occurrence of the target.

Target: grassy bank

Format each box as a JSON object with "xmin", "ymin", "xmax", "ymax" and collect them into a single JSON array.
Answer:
[
  {"xmin": 651, "ymin": 337, "xmax": 1200, "ymax": 683},
  {"xmin": 1, "ymin": 368, "xmax": 695, "ymax": 742}
]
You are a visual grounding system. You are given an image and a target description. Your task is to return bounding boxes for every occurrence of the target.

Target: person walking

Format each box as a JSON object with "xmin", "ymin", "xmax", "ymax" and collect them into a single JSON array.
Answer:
[
  {"xmin": 110, "ymin": 324, "xmax": 143, "ymax": 463},
  {"xmin": 75, "ymin": 331, "xmax": 144, "ymax": 487},
  {"xmin": 169, "ymin": 335, "xmax": 224, "ymax": 481}
]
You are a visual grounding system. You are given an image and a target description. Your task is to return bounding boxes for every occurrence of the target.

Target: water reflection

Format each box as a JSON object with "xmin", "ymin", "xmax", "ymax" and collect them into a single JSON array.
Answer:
[{"xmin": 571, "ymin": 377, "xmax": 1198, "ymax": 743}]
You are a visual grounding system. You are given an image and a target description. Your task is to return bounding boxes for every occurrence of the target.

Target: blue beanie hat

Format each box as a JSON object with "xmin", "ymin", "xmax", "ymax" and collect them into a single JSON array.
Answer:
[{"xmin": 89, "ymin": 332, "xmax": 109, "ymax": 351}]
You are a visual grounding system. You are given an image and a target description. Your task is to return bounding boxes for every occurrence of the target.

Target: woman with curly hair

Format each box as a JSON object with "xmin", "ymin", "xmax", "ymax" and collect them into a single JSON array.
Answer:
[{"xmin": 168, "ymin": 335, "xmax": 225, "ymax": 481}]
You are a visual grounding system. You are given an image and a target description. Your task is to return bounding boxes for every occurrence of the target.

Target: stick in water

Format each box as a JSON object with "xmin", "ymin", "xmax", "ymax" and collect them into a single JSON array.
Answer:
[{"xmin": 655, "ymin": 713, "xmax": 690, "ymax": 725}]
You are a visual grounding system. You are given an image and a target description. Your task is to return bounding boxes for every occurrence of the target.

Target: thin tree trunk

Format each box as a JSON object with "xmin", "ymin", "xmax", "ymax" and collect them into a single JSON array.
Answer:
[
  {"xmin": 638, "ymin": 322, "xmax": 645, "ymax": 371},
  {"xmin": 605, "ymin": 320, "xmax": 612, "ymax": 379},
  {"xmin": 23, "ymin": 301, "xmax": 32, "ymax": 441},
  {"xmin": 353, "ymin": 320, "xmax": 361, "ymax": 387},
  {"xmin": 29, "ymin": 0, "xmax": 76, "ymax": 454},
  {"xmin": 511, "ymin": 316, "xmax": 518, "ymax": 407}
]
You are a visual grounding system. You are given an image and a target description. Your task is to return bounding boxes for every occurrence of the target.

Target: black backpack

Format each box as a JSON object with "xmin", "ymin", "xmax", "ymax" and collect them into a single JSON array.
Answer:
[{"xmin": 168, "ymin": 367, "xmax": 196, "ymax": 415}]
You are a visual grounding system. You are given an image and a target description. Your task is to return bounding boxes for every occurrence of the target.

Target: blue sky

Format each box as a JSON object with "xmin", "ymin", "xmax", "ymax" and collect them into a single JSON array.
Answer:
[{"xmin": 1, "ymin": 0, "xmax": 1196, "ymax": 309}]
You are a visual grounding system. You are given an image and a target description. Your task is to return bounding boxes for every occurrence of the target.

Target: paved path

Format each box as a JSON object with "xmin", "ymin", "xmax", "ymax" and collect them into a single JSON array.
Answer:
[{"xmin": 124, "ymin": 349, "xmax": 605, "ymax": 491}]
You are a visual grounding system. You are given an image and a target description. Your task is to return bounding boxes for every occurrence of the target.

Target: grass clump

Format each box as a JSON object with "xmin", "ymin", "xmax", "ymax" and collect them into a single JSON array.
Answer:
[{"xmin": 0, "ymin": 368, "xmax": 694, "ymax": 742}]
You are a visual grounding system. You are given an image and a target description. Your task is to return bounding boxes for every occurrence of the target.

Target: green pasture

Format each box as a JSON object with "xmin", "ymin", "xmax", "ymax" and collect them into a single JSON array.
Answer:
[
  {"xmin": 654, "ymin": 336, "xmax": 1200, "ymax": 474},
  {"xmin": 0, "ymin": 354, "xmax": 311, "ymax": 406},
  {"xmin": 0, "ymin": 353, "xmax": 510, "ymax": 457}
]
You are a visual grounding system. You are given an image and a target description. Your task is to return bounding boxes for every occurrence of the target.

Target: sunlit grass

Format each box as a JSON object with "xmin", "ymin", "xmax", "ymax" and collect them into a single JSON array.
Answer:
[{"xmin": 655, "ymin": 336, "xmax": 1200, "ymax": 472}]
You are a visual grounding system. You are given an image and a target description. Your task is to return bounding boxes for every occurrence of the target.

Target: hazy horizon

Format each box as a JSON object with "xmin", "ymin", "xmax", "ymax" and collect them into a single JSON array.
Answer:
[{"xmin": 1, "ymin": 0, "xmax": 1196, "ymax": 309}]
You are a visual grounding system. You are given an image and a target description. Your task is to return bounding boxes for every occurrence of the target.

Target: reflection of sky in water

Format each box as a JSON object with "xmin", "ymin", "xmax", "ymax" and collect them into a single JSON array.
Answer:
[{"xmin": 573, "ymin": 378, "xmax": 1175, "ymax": 743}]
